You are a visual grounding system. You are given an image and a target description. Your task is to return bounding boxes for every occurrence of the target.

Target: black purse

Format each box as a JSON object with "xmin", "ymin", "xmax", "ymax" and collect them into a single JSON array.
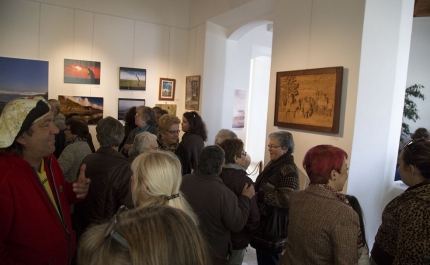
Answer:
[{"xmin": 264, "ymin": 174, "xmax": 289, "ymax": 239}]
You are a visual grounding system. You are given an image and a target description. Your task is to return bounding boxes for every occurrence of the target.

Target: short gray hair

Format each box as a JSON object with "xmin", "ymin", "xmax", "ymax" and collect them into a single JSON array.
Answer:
[
  {"xmin": 268, "ymin": 131, "xmax": 295, "ymax": 153},
  {"xmin": 129, "ymin": 132, "xmax": 158, "ymax": 161},
  {"xmin": 214, "ymin": 129, "xmax": 237, "ymax": 145},
  {"xmin": 96, "ymin": 116, "xmax": 124, "ymax": 148},
  {"xmin": 48, "ymin": 99, "xmax": 61, "ymax": 114}
]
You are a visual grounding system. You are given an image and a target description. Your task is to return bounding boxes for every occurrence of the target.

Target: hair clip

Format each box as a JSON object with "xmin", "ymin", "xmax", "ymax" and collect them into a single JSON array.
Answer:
[{"xmin": 166, "ymin": 193, "xmax": 179, "ymax": 200}]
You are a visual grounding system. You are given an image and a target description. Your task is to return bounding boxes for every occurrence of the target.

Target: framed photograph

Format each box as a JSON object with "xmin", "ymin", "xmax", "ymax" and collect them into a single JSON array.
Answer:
[
  {"xmin": 64, "ymin": 59, "xmax": 100, "ymax": 84},
  {"xmin": 274, "ymin": 67, "xmax": 343, "ymax": 134},
  {"xmin": 0, "ymin": 57, "xmax": 48, "ymax": 108},
  {"xmin": 118, "ymin": 98, "xmax": 145, "ymax": 120},
  {"xmin": 185, "ymin": 75, "xmax": 200, "ymax": 110},
  {"xmin": 58, "ymin": 95, "xmax": 104, "ymax": 125},
  {"xmin": 155, "ymin": 103, "xmax": 177, "ymax": 116},
  {"xmin": 159, "ymin": 78, "xmax": 176, "ymax": 101},
  {"xmin": 119, "ymin": 67, "xmax": 146, "ymax": 90}
]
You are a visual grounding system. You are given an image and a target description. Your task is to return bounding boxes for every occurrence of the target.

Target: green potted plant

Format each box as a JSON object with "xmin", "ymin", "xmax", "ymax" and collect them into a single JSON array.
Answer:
[{"xmin": 401, "ymin": 84, "xmax": 425, "ymax": 142}]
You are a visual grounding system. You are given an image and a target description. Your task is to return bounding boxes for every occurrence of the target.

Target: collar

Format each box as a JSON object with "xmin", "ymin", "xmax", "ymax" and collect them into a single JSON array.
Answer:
[{"xmin": 223, "ymin": 163, "xmax": 246, "ymax": 172}]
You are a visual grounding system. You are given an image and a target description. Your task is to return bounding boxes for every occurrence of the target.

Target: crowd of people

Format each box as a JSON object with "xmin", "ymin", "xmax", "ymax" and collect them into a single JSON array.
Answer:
[{"xmin": 0, "ymin": 96, "xmax": 429, "ymax": 265}]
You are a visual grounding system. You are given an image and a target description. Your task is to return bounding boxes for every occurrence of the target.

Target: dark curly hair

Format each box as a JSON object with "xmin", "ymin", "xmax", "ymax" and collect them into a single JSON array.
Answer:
[
  {"xmin": 183, "ymin": 111, "xmax": 207, "ymax": 141},
  {"xmin": 402, "ymin": 140, "xmax": 430, "ymax": 179},
  {"xmin": 123, "ymin": 106, "xmax": 137, "ymax": 127}
]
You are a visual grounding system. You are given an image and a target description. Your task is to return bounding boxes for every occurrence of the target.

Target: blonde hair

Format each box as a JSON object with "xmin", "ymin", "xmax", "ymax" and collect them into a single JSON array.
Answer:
[
  {"xmin": 130, "ymin": 150, "xmax": 197, "ymax": 223},
  {"xmin": 77, "ymin": 205, "xmax": 211, "ymax": 265},
  {"xmin": 156, "ymin": 114, "xmax": 180, "ymax": 139}
]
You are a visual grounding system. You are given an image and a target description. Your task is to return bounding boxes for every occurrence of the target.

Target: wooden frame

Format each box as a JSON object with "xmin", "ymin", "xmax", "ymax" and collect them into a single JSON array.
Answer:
[
  {"xmin": 118, "ymin": 98, "xmax": 145, "ymax": 120},
  {"xmin": 158, "ymin": 78, "xmax": 176, "ymax": 101},
  {"xmin": 274, "ymin": 67, "xmax": 343, "ymax": 134},
  {"xmin": 185, "ymin": 75, "xmax": 201, "ymax": 110}
]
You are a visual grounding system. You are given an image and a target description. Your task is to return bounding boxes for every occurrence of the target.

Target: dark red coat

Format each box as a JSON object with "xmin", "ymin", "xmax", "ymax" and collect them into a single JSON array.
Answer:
[{"xmin": 0, "ymin": 152, "xmax": 80, "ymax": 265}]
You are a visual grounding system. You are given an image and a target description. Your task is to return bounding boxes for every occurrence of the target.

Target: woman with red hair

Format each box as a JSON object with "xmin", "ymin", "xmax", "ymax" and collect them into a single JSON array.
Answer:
[{"xmin": 279, "ymin": 145, "xmax": 363, "ymax": 265}]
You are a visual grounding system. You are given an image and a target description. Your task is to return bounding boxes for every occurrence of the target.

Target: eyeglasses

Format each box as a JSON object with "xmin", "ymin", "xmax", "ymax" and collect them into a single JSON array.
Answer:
[
  {"xmin": 167, "ymin": 130, "xmax": 180, "ymax": 135},
  {"xmin": 267, "ymin": 145, "xmax": 281, "ymax": 149},
  {"xmin": 104, "ymin": 205, "xmax": 129, "ymax": 249},
  {"xmin": 242, "ymin": 151, "xmax": 247, "ymax": 156}
]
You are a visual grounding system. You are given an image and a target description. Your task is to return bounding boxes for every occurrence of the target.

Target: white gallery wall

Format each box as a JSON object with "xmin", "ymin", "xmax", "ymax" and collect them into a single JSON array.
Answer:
[
  {"xmin": 405, "ymin": 17, "xmax": 430, "ymax": 135},
  {"xmin": 0, "ymin": 0, "xmax": 191, "ymax": 150}
]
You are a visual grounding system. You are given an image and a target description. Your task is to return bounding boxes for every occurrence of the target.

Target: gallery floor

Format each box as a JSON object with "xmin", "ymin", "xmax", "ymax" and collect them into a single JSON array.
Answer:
[{"xmin": 242, "ymin": 246, "xmax": 258, "ymax": 265}]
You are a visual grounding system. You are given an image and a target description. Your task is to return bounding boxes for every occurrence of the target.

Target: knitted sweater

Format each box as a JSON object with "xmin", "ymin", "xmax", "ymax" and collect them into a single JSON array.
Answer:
[
  {"xmin": 58, "ymin": 141, "xmax": 92, "ymax": 182},
  {"xmin": 250, "ymin": 152, "xmax": 299, "ymax": 254}
]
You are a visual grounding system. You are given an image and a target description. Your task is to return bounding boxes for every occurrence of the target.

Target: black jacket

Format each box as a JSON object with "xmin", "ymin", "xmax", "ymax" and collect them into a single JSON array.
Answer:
[
  {"xmin": 219, "ymin": 166, "xmax": 260, "ymax": 249},
  {"xmin": 73, "ymin": 147, "xmax": 134, "ymax": 240}
]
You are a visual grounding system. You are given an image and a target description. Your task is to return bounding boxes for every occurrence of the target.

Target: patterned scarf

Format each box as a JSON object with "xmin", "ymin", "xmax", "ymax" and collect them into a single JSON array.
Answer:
[
  {"xmin": 65, "ymin": 136, "xmax": 87, "ymax": 147},
  {"xmin": 157, "ymin": 138, "xmax": 179, "ymax": 152},
  {"xmin": 318, "ymin": 184, "xmax": 365, "ymax": 254}
]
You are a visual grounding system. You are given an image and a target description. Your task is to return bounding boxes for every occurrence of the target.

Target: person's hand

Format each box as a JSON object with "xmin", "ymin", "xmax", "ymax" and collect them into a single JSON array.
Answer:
[
  {"xmin": 73, "ymin": 164, "xmax": 91, "ymax": 199},
  {"xmin": 123, "ymin": 144, "xmax": 132, "ymax": 152},
  {"xmin": 241, "ymin": 183, "xmax": 255, "ymax": 199}
]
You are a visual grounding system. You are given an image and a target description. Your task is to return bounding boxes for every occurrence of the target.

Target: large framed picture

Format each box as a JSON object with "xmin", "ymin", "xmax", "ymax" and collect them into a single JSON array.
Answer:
[
  {"xmin": 58, "ymin": 95, "xmax": 104, "ymax": 125},
  {"xmin": 274, "ymin": 67, "xmax": 343, "ymax": 134},
  {"xmin": 159, "ymin": 78, "xmax": 176, "ymax": 101},
  {"xmin": 185, "ymin": 75, "xmax": 200, "ymax": 110},
  {"xmin": 119, "ymin": 67, "xmax": 146, "ymax": 90},
  {"xmin": 64, "ymin": 59, "xmax": 100, "ymax": 85},
  {"xmin": 118, "ymin": 98, "xmax": 145, "ymax": 120}
]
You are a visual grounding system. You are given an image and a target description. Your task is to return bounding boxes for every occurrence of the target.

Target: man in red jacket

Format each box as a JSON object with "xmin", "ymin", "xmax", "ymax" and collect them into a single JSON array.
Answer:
[{"xmin": 0, "ymin": 96, "xmax": 91, "ymax": 265}]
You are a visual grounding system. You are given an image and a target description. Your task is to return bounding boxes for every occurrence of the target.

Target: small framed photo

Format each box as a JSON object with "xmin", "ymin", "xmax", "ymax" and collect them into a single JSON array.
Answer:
[
  {"xmin": 119, "ymin": 67, "xmax": 146, "ymax": 90},
  {"xmin": 159, "ymin": 78, "xmax": 176, "ymax": 101},
  {"xmin": 185, "ymin": 75, "xmax": 201, "ymax": 110},
  {"xmin": 118, "ymin": 98, "xmax": 145, "ymax": 120}
]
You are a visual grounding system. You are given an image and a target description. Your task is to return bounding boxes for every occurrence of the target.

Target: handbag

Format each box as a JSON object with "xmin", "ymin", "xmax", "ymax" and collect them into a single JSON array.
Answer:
[{"xmin": 264, "ymin": 173, "xmax": 289, "ymax": 239}]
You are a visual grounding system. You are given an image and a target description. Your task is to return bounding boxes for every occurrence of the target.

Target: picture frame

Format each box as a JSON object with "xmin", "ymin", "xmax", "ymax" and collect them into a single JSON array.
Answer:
[
  {"xmin": 64, "ymin": 59, "xmax": 100, "ymax": 85},
  {"xmin": 159, "ymin": 78, "xmax": 176, "ymax": 101},
  {"xmin": 118, "ymin": 98, "xmax": 145, "ymax": 120},
  {"xmin": 119, "ymin": 67, "xmax": 146, "ymax": 91},
  {"xmin": 185, "ymin": 75, "xmax": 201, "ymax": 110},
  {"xmin": 58, "ymin": 95, "xmax": 104, "ymax": 125},
  {"xmin": 155, "ymin": 103, "xmax": 177, "ymax": 116},
  {"xmin": 0, "ymin": 57, "xmax": 48, "ymax": 106},
  {"xmin": 274, "ymin": 66, "xmax": 343, "ymax": 134}
]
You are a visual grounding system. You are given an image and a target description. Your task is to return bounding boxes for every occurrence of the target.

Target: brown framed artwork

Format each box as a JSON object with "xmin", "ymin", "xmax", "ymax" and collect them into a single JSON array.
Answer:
[
  {"xmin": 159, "ymin": 78, "xmax": 176, "ymax": 101},
  {"xmin": 185, "ymin": 75, "xmax": 201, "ymax": 110},
  {"xmin": 274, "ymin": 66, "xmax": 343, "ymax": 134}
]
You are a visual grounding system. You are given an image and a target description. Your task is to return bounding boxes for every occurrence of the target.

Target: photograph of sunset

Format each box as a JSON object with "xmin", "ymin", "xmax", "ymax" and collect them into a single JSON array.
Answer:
[{"xmin": 64, "ymin": 59, "xmax": 100, "ymax": 84}]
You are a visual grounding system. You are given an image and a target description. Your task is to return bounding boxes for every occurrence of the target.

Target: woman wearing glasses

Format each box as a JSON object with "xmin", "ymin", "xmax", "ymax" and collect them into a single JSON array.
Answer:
[
  {"xmin": 121, "ymin": 106, "xmax": 157, "ymax": 157},
  {"xmin": 157, "ymin": 114, "xmax": 191, "ymax": 175},
  {"xmin": 77, "ymin": 205, "xmax": 210, "ymax": 265},
  {"xmin": 371, "ymin": 139, "xmax": 430, "ymax": 265},
  {"xmin": 250, "ymin": 131, "xmax": 299, "ymax": 265},
  {"xmin": 180, "ymin": 111, "xmax": 208, "ymax": 172}
]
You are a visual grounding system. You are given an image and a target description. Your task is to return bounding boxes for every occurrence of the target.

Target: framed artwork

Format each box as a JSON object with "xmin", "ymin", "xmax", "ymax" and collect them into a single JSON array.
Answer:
[
  {"xmin": 155, "ymin": 103, "xmax": 177, "ymax": 116},
  {"xmin": 0, "ymin": 57, "xmax": 48, "ymax": 110},
  {"xmin": 118, "ymin": 98, "xmax": 145, "ymax": 120},
  {"xmin": 64, "ymin": 59, "xmax": 100, "ymax": 84},
  {"xmin": 185, "ymin": 75, "xmax": 200, "ymax": 110},
  {"xmin": 159, "ymin": 78, "xmax": 176, "ymax": 101},
  {"xmin": 58, "ymin": 95, "xmax": 104, "ymax": 125},
  {"xmin": 119, "ymin": 67, "xmax": 146, "ymax": 90},
  {"xmin": 274, "ymin": 67, "xmax": 343, "ymax": 134},
  {"xmin": 232, "ymin": 89, "xmax": 246, "ymax": 128}
]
